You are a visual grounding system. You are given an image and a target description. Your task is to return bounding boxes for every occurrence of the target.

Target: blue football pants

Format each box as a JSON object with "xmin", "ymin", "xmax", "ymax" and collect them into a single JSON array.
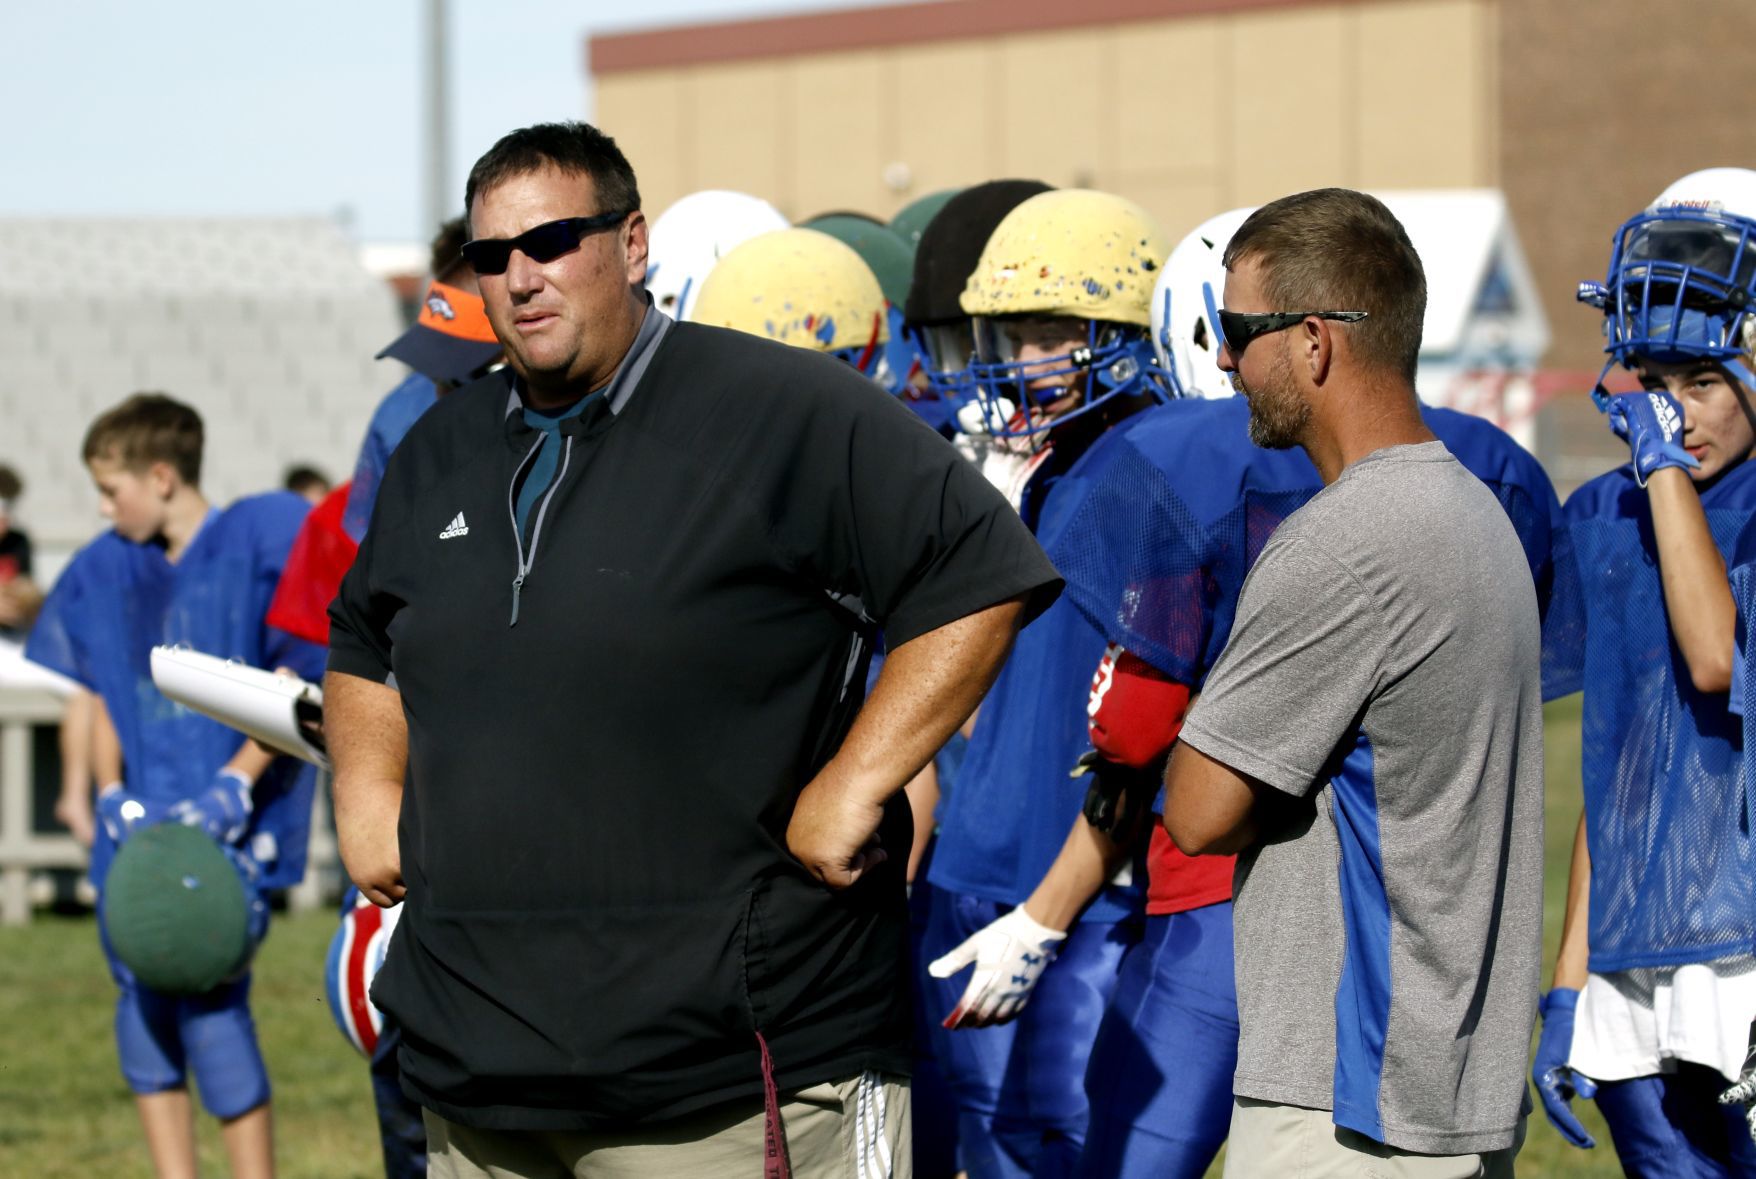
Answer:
[
  {"xmin": 108, "ymin": 951, "xmax": 270, "ymax": 1120},
  {"xmin": 1596, "ymin": 1063, "xmax": 1756, "ymax": 1178},
  {"xmin": 1075, "ymin": 903, "xmax": 1238, "ymax": 1179},
  {"xmin": 920, "ymin": 885, "xmax": 1135, "ymax": 1179}
]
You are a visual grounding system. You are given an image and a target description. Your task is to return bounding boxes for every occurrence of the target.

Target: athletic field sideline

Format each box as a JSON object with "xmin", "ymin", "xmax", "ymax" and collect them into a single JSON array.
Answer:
[{"xmin": 0, "ymin": 697, "xmax": 1617, "ymax": 1177}]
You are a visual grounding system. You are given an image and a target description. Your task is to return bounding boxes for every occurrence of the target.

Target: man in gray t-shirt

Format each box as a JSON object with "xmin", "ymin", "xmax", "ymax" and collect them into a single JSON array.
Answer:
[{"xmin": 1164, "ymin": 189, "xmax": 1542, "ymax": 1175}]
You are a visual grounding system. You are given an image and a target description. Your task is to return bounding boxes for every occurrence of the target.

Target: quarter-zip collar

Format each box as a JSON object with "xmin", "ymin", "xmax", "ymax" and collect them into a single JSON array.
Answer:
[{"xmin": 497, "ymin": 296, "xmax": 673, "ymax": 625}]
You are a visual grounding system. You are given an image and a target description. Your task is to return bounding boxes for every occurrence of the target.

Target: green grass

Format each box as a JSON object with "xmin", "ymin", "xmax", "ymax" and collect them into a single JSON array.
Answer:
[
  {"xmin": 1521, "ymin": 694, "xmax": 1618, "ymax": 1176},
  {"xmin": 0, "ymin": 904, "xmax": 380, "ymax": 1178},
  {"xmin": 0, "ymin": 699, "xmax": 1622, "ymax": 1175}
]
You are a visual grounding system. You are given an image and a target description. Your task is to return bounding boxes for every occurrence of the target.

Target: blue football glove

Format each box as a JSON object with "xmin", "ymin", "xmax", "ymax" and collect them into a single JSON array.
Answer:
[
  {"xmin": 165, "ymin": 769, "xmax": 254, "ymax": 846},
  {"xmin": 1605, "ymin": 389, "xmax": 1698, "ymax": 486},
  {"xmin": 95, "ymin": 788, "xmax": 170, "ymax": 846},
  {"xmin": 1533, "ymin": 988, "xmax": 1597, "ymax": 1149}
]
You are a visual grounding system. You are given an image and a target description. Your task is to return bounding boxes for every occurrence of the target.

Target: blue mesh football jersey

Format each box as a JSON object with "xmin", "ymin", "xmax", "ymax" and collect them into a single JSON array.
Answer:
[
  {"xmin": 929, "ymin": 399, "xmax": 1559, "ymax": 915},
  {"xmin": 928, "ymin": 418, "xmax": 1147, "ymax": 919},
  {"xmin": 1545, "ymin": 458, "xmax": 1756, "ymax": 971},
  {"xmin": 27, "ymin": 493, "xmax": 324, "ymax": 889},
  {"xmin": 1056, "ymin": 400, "xmax": 1558, "ymax": 692}
]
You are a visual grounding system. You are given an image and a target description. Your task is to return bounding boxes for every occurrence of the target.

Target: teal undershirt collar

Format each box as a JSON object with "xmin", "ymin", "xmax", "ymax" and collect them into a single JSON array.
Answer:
[{"xmin": 514, "ymin": 392, "xmax": 598, "ymax": 543}]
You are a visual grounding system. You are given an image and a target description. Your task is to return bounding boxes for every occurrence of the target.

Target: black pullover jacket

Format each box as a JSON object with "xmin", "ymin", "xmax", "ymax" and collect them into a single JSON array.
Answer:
[{"xmin": 328, "ymin": 321, "xmax": 1061, "ymax": 1129}]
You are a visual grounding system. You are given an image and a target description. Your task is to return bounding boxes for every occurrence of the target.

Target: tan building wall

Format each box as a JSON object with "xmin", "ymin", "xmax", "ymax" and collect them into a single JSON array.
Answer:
[
  {"xmin": 592, "ymin": 0, "xmax": 1756, "ymax": 382},
  {"xmin": 592, "ymin": 0, "xmax": 1499, "ymax": 245},
  {"xmin": 1500, "ymin": 0, "xmax": 1756, "ymax": 374}
]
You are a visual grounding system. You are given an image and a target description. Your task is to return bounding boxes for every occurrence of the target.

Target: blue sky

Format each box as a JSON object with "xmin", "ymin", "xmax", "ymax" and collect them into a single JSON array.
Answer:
[{"xmin": 0, "ymin": 0, "xmax": 902, "ymax": 242}]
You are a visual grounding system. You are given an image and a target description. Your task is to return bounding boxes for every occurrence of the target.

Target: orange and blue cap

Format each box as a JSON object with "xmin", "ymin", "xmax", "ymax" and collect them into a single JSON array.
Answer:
[{"xmin": 376, "ymin": 281, "xmax": 503, "ymax": 386}]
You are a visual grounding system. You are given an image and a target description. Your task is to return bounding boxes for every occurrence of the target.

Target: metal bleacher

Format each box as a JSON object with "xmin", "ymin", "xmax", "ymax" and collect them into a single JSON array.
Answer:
[{"xmin": 0, "ymin": 216, "xmax": 404, "ymax": 563}]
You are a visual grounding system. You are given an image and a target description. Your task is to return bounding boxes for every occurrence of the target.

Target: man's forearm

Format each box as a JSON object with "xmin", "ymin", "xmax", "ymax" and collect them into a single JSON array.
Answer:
[
  {"xmin": 1163, "ymin": 740, "xmax": 1262, "ymax": 856},
  {"xmin": 785, "ymin": 595, "xmax": 1028, "ymax": 888},
  {"xmin": 817, "ymin": 595, "xmax": 1027, "ymax": 806},
  {"xmin": 325, "ymin": 669, "xmax": 410, "ymax": 904}
]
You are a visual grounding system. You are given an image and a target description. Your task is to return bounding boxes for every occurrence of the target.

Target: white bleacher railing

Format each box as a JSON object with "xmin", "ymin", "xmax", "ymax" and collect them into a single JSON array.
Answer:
[
  {"xmin": 0, "ymin": 686, "xmax": 337, "ymax": 924},
  {"xmin": 0, "ymin": 687, "xmax": 82, "ymax": 925}
]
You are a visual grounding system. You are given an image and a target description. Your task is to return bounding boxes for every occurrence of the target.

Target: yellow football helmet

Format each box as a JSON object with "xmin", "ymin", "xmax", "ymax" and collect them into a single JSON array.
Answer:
[
  {"xmin": 692, "ymin": 228, "xmax": 888, "ymax": 367},
  {"xmin": 961, "ymin": 189, "xmax": 1170, "ymax": 327},
  {"xmin": 954, "ymin": 190, "xmax": 1173, "ymax": 438}
]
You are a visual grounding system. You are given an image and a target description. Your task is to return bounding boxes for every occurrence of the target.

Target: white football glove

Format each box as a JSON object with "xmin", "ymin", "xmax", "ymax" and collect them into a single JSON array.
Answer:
[
  {"xmin": 1719, "ymin": 1025, "xmax": 1756, "ymax": 1147},
  {"xmin": 927, "ymin": 906, "xmax": 1067, "ymax": 1028}
]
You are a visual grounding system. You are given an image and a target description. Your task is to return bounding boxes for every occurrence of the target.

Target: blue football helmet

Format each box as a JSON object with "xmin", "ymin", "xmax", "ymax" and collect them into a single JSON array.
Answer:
[{"xmin": 1578, "ymin": 168, "xmax": 1756, "ymax": 403}]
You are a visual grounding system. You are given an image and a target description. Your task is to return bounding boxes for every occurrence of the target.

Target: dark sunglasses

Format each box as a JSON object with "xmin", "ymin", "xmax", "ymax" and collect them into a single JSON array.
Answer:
[
  {"xmin": 1202, "ymin": 283, "xmax": 1366, "ymax": 354},
  {"xmin": 460, "ymin": 210, "xmax": 632, "ymax": 276}
]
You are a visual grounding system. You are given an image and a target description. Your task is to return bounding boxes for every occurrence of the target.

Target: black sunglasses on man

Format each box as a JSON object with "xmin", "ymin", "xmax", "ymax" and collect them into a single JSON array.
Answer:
[
  {"xmin": 1202, "ymin": 282, "xmax": 1368, "ymax": 355},
  {"xmin": 461, "ymin": 210, "xmax": 633, "ymax": 276}
]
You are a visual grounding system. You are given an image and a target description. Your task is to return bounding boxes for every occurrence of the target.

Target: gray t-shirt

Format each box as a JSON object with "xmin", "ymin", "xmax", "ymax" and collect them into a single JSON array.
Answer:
[{"xmin": 1179, "ymin": 441, "xmax": 1544, "ymax": 1155}]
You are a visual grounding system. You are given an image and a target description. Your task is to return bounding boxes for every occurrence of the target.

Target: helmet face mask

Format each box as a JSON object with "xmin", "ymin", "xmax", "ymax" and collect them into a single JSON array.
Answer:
[
  {"xmin": 957, "ymin": 315, "xmax": 1159, "ymax": 438},
  {"xmin": 1599, "ymin": 209, "xmax": 1756, "ymax": 367},
  {"xmin": 1580, "ymin": 169, "xmax": 1756, "ymax": 400}
]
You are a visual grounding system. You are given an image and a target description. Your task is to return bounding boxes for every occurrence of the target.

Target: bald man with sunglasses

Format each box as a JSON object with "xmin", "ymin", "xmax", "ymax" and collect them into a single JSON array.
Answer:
[
  {"xmin": 323, "ymin": 121, "xmax": 1062, "ymax": 1179},
  {"xmin": 1162, "ymin": 188, "xmax": 1543, "ymax": 1176}
]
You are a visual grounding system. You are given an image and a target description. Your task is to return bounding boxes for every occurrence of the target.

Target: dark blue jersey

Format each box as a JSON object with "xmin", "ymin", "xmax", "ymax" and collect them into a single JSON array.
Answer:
[{"xmin": 28, "ymin": 492, "xmax": 323, "ymax": 889}]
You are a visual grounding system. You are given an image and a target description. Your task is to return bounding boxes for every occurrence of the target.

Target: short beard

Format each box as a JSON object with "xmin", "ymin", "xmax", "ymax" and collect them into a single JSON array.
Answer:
[{"xmin": 1240, "ymin": 349, "xmax": 1310, "ymax": 450}]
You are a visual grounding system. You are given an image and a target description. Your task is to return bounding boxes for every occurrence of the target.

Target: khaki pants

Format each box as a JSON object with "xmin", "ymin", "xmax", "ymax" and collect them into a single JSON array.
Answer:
[
  {"xmin": 1223, "ymin": 1098, "xmax": 1525, "ymax": 1179},
  {"xmin": 426, "ymin": 1072, "xmax": 910, "ymax": 1179}
]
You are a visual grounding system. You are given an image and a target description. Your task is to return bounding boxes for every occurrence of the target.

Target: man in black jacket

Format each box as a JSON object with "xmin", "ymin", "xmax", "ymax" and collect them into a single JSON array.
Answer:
[{"xmin": 325, "ymin": 122, "xmax": 1061, "ymax": 1179}]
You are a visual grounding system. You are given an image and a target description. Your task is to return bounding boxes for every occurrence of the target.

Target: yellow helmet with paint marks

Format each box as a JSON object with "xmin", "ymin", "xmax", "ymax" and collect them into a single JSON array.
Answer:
[
  {"xmin": 960, "ymin": 189, "xmax": 1170, "ymax": 328},
  {"xmin": 692, "ymin": 228, "xmax": 889, "ymax": 360}
]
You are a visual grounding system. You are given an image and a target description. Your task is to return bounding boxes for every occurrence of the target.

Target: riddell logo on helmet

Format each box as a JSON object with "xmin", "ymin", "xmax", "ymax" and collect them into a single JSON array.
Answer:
[{"xmin": 1661, "ymin": 199, "xmax": 1723, "ymax": 212}]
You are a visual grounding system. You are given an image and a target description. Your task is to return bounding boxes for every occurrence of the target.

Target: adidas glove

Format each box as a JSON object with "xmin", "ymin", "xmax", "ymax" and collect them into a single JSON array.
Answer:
[
  {"xmin": 1532, "ymin": 988, "xmax": 1597, "ymax": 1149},
  {"xmin": 165, "ymin": 769, "xmax": 254, "ymax": 846},
  {"xmin": 927, "ymin": 906, "xmax": 1067, "ymax": 1029},
  {"xmin": 1718, "ymin": 1021, "xmax": 1756, "ymax": 1148},
  {"xmin": 96, "ymin": 786, "xmax": 169, "ymax": 846},
  {"xmin": 1606, "ymin": 389, "xmax": 1698, "ymax": 486}
]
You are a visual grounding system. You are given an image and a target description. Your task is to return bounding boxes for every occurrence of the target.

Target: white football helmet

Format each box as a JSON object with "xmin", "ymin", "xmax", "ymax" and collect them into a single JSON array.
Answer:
[
  {"xmin": 645, "ymin": 190, "xmax": 789, "ymax": 321},
  {"xmin": 1152, "ymin": 207, "xmax": 1255, "ymax": 399}
]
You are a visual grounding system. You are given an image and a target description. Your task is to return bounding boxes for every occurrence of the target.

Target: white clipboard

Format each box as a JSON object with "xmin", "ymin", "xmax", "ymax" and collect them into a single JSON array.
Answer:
[{"xmin": 149, "ymin": 646, "xmax": 328, "ymax": 768}]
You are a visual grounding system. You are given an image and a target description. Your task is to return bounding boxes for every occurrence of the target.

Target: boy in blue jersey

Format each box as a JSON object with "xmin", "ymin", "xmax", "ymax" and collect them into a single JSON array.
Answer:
[
  {"xmin": 918, "ymin": 188, "xmax": 1174, "ymax": 1179},
  {"xmin": 27, "ymin": 392, "xmax": 322, "ymax": 1179},
  {"xmin": 953, "ymin": 210, "xmax": 1560, "ymax": 1179},
  {"xmin": 1535, "ymin": 168, "xmax": 1756, "ymax": 1178}
]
